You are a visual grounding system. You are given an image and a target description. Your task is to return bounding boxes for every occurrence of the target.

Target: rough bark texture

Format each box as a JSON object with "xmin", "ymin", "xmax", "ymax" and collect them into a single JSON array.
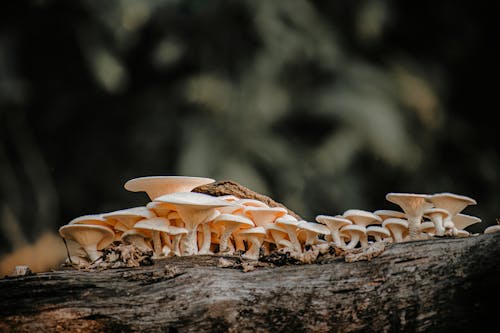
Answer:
[
  {"xmin": 2, "ymin": 233, "xmax": 500, "ymax": 333},
  {"xmin": 192, "ymin": 180, "xmax": 302, "ymax": 220}
]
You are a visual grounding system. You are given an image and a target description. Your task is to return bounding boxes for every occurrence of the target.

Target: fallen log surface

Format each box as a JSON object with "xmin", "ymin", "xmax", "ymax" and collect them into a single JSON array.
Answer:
[{"xmin": 1, "ymin": 232, "xmax": 500, "ymax": 333}]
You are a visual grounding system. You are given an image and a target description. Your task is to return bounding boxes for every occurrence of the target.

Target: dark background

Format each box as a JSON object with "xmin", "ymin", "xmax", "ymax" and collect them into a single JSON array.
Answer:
[{"xmin": 1, "ymin": 0, "xmax": 499, "ymax": 269}]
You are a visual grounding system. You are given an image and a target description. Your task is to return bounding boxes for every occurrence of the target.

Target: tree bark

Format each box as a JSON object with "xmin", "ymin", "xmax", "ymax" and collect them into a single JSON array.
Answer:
[{"xmin": 1, "ymin": 232, "xmax": 500, "ymax": 333}]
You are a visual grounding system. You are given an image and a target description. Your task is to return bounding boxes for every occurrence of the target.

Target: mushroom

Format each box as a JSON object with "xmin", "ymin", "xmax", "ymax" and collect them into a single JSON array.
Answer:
[
  {"xmin": 484, "ymin": 224, "xmax": 500, "ymax": 234},
  {"xmin": 366, "ymin": 226, "xmax": 391, "ymax": 242},
  {"xmin": 296, "ymin": 221, "xmax": 330, "ymax": 249},
  {"xmin": 373, "ymin": 209, "xmax": 407, "ymax": 221},
  {"xmin": 264, "ymin": 224, "xmax": 290, "ymax": 250},
  {"xmin": 146, "ymin": 201, "xmax": 176, "ymax": 217},
  {"xmin": 343, "ymin": 209, "xmax": 382, "ymax": 227},
  {"xmin": 120, "ymin": 229, "xmax": 153, "ymax": 253},
  {"xmin": 134, "ymin": 217, "xmax": 172, "ymax": 257},
  {"xmin": 447, "ymin": 213, "xmax": 482, "ymax": 237},
  {"xmin": 198, "ymin": 210, "xmax": 221, "ymax": 255},
  {"xmin": 102, "ymin": 206, "xmax": 156, "ymax": 230},
  {"xmin": 382, "ymin": 218, "xmax": 409, "ymax": 243},
  {"xmin": 426, "ymin": 192, "xmax": 477, "ymax": 216},
  {"xmin": 423, "ymin": 208, "xmax": 450, "ymax": 236},
  {"xmin": 275, "ymin": 216, "xmax": 302, "ymax": 254},
  {"xmin": 154, "ymin": 192, "xmax": 233, "ymax": 255},
  {"xmin": 315, "ymin": 215, "xmax": 352, "ymax": 247},
  {"xmin": 385, "ymin": 193, "xmax": 431, "ymax": 240},
  {"xmin": 244, "ymin": 206, "xmax": 288, "ymax": 227},
  {"xmin": 124, "ymin": 175, "xmax": 215, "ymax": 201},
  {"xmin": 212, "ymin": 213, "xmax": 254, "ymax": 255},
  {"xmin": 59, "ymin": 224, "xmax": 115, "ymax": 262},
  {"xmin": 69, "ymin": 214, "xmax": 114, "ymax": 227},
  {"xmin": 239, "ymin": 226, "xmax": 267, "ymax": 260},
  {"xmin": 341, "ymin": 225, "xmax": 368, "ymax": 249},
  {"xmin": 168, "ymin": 226, "xmax": 189, "ymax": 256}
]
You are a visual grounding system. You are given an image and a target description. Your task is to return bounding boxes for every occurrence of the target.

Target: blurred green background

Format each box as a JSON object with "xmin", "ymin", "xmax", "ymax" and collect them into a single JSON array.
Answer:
[{"xmin": 1, "ymin": 0, "xmax": 498, "ymax": 269}]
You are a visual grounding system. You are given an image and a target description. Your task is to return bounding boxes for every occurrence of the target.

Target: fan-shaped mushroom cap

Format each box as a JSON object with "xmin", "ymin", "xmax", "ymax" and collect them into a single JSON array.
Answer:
[
  {"xmin": 239, "ymin": 226, "xmax": 267, "ymax": 260},
  {"xmin": 102, "ymin": 206, "xmax": 156, "ymax": 229},
  {"xmin": 59, "ymin": 224, "xmax": 115, "ymax": 262},
  {"xmin": 69, "ymin": 214, "xmax": 114, "ymax": 227},
  {"xmin": 451, "ymin": 213, "xmax": 482, "ymax": 230},
  {"xmin": 146, "ymin": 201, "xmax": 176, "ymax": 217},
  {"xmin": 235, "ymin": 198, "xmax": 269, "ymax": 208},
  {"xmin": 382, "ymin": 218, "xmax": 409, "ymax": 242},
  {"xmin": 296, "ymin": 221, "xmax": 329, "ymax": 246},
  {"xmin": 213, "ymin": 214, "xmax": 254, "ymax": 254},
  {"xmin": 264, "ymin": 224, "xmax": 290, "ymax": 248},
  {"xmin": 426, "ymin": 192, "xmax": 477, "ymax": 216},
  {"xmin": 134, "ymin": 217, "xmax": 171, "ymax": 233},
  {"xmin": 385, "ymin": 193, "xmax": 431, "ymax": 240},
  {"xmin": 315, "ymin": 215, "xmax": 352, "ymax": 247},
  {"xmin": 341, "ymin": 225, "xmax": 368, "ymax": 249},
  {"xmin": 373, "ymin": 210, "xmax": 407, "ymax": 221},
  {"xmin": 239, "ymin": 226, "xmax": 267, "ymax": 238},
  {"xmin": 423, "ymin": 208, "xmax": 450, "ymax": 236},
  {"xmin": 124, "ymin": 175, "xmax": 215, "ymax": 200},
  {"xmin": 343, "ymin": 209, "xmax": 382, "ymax": 227},
  {"xmin": 366, "ymin": 226, "xmax": 391, "ymax": 242},
  {"xmin": 484, "ymin": 225, "xmax": 500, "ymax": 234},
  {"xmin": 244, "ymin": 206, "xmax": 288, "ymax": 227}
]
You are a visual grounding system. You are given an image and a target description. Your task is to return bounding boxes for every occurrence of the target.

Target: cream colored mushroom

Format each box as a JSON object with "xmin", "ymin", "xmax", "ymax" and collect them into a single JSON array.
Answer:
[
  {"xmin": 239, "ymin": 226, "xmax": 267, "ymax": 260},
  {"xmin": 275, "ymin": 216, "xmax": 302, "ymax": 254},
  {"xmin": 366, "ymin": 226, "xmax": 391, "ymax": 242},
  {"xmin": 167, "ymin": 226, "xmax": 189, "ymax": 256},
  {"xmin": 134, "ymin": 217, "xmax": 172, "ymax": 257},
  {"xmin": 244, "ymin": 206, "xmax": 288, "ymax": 227},
  {"xmin": 447, "ymin": 213, "xmax": 482, "ymax": 237},
  {"xmin": 315, "ymin": 215, "xmax": 352, "ymax": 247},
  {"xmin": 212, "ymin": 213, "xmax": 254, "ymax": 255},
  {"xmin": 59, "ymin": 224, "xmax": 115, "ymax": 262},
  {"xmin": 154, "ymin": 192, "xmax": 233, "ymax": 255},
  {"xmin": 296, "ymin": 221, "xmax": 329, "ymax": 249},
  {"xmin": 120, "ymin": 229, "xmax": 153, "ymax": 253},
  {"xmin": 124, "ymin": 175, "xmax": 215, "ymax": 200},
  {"xmin": 423, "ymin": 208, "xmax": 450, "ymax": 236},
  {"xmin": 382, "ymin": 218, "xmax": 409, "ymax": 243},
  {"xmin": 343, "ymin": 209, "xmax": 382, "ymax": 227},
  {"xmin": 484, "ymin": 224, "xmax": 500, "ymax": 234},
  {"xmin": 341, "ymin": 225, "xmax": 368, "ymax": 249},
  {"xmin": 102, "ymin": 206, "xmax": 156, "ymax": 231},
  {"xmin": 264, "ymin": 224, "xmax": 290, "ymax": 250},
  {"xmin": 385, "ymin": 193, "xmax": 431, "ymax": 240},
  {"xmin": 373, "ymin": 209, "xmax": 407, "ymax": 221},
  {"xmin": 198, "ymin": 210, "xmax": 221, "ymax": 255},
  {"xmin": 146, "ymin": 201, "xmax": 176, "ymax": 217}
]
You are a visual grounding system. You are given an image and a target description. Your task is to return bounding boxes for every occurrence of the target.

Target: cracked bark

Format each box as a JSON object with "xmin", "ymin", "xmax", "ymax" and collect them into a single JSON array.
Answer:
[{"xmin": 1, "ymin": 233, "xmax": 500, "ymax": 333}]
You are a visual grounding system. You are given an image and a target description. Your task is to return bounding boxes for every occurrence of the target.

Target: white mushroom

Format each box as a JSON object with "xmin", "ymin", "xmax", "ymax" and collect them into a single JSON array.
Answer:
[
  {"xmin": 154, "ymin": 192, "xmax": 232, "ymax": 255},
  {"xmin": 343, "ymin": 209, "xmax": 382, "ymax": 227},
  {"xmin": 275, "ymin": 216, "xmax": 302, "ymax": 254},
  {"xmin": 124, "ymin": 175, "xmax": 215, "ymax": 201},
  {"xmin": 366, "ymin": 226, "xmax": 392, "ymax": 242},
  {"xmin": 447, "ymin": 213, "xmax": 482, "ymax": 237},
  {"xmin": 296, "ymin": 221, "xmax": 330, "ymax": 248},
  {"xmin": 134, "ymin": 217, "xmax": 172, "ymax": 257},
  {"xmin": 239, "ymin": 226, "xmax": 267, "ymax": 260},
  {"xmin": 264, "ymin": 224, "xmax": 290, "ymax": 250},
  {"xmin": 315, "ymin": 215, "xmax": 352, "ymax": 247},
  {"xmin": 102, "ymin": 206, "xmax": 156, "ymax": 230},
  {"xmin": 120, "ymin": 229, "xmax": 153, "ymax": 253},
  {"xmin": 244, "ymin": 206, "xmax": 288, "ymax": 227},
  {"xmin": 341, "ymin": 225, "xmax": 368, "ymax": 249},
  {"xmin": 423, "ymin": 208, "xmax": 450, "ymax": 236},
  {"xmin": 385, "ymin": 193, "xmax": 431, "ymax": 240},
  {"xmin": 212, "ymin": 213, "xmax": 254, "ymax": 255},
  {"xmin": 382, "ymin": 218, "xmax": 409, "ymax": 243},
  {"xmin": 59, "ymin": 224, "xmax": 115, "ymax": 262}
]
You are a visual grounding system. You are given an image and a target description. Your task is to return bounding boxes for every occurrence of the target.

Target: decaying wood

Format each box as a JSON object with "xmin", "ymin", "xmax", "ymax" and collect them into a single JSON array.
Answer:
[
  {"xmin": 1, "ymin": 232, "xmax": 500, "ymax": 333},
  {"xmin": 193, "ymin": 180, "xmax": 302, "ymax": 220}
]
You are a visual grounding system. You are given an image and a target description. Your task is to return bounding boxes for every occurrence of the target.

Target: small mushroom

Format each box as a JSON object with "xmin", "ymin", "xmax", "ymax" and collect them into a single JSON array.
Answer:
[
  {"xmin": 382, "ymin": 218, "xmax": 409, "ymax": 243},
  {"xmin": 484, "ymin": 224, "xmax": 500, "ymax": 234},
  {"xmin": 423, "ymin": 208, "xmax": 450, "ymax": 236},
  {"xmin": 366, "ymin": 226, "xmax": 391, "ymax": 242},
  {"xmin": 244, "ymin": 206, "xmax": 288, "ymax": 227},
  {"xmin": 102, "ymin": 206, "xmax": 156, "ymax": 230},
  {"xmin": 198, "ymin": 210, "xmax": 221, "ymax": 255},
  {"xmin": 275, "ymin": 216, "xmax": 302, "ymax": 254},
  {"xmin": 373, "ymin": 209, "xmax": 407, "ymax": 221},
  {"xmin": 124, "ymin": 175, "xmax": 215, "ymax": 201},
  {"xmin": 343, "ymin": 209, "xmax": 382, "ymax": 227},
  {"xmin": 146, "ymin": 201, "xmax": 176, "ymax": 217},
  {"xmin": 239, "ymin": 226, "xmax": 267, "ymax": 260},
  {"xmin": 426, "ymin": 192, "xmax": 477, "ymax": 217},
  {"xmin": 134, "ymin": 217, "xmax": 172, "ymax": 257},
  {"xmin": 385, "ymin": 193, "xmax": 431, "ymax": 240},
  {"xmin": 341, "ymin": 225, "xmax": 368, "ymax": 249},
  {"xmin": 447, "ymin": 213, "xmax": 482, "ymax": 237},
  {"xmin": 120, "ymin": 229, "xmax": 153, "ymax": 253},
  {"xmin": 315, "ymin": 215, "xmax": 352, "ymax": 247},
  {"xmin": 212, "ymin": 213, "xmax": 254, "ymax": 255},
  {"xmin": 296, "ymin": 221, "xmax": 330, "ymax": 249},
  {"xmin": 59, "ymin": 224, "xmax": 115, "ymax": 262},
  {"xmin": 264, "ymin": 224, "xmax": 290, "ymax": 250},
  {"xmin": 167, "ymin": 226, "xmax": 189, "ymax": 256}
]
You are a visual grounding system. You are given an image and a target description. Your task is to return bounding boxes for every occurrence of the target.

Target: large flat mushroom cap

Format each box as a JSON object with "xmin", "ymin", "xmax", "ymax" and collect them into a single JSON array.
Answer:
[
  {"xmin": 59, "ymin": 224, "xmax": 115, "ymax": 250},
  {"xmin": 385, "ymin": 193, "xmax": 431, "ymax": 216},
  {"xmin": 124, "ymin": 176, "xmax": 215, "ymax": 200},
  {"xmin": 452, "ymin": 213, "xmax": 482, "ymax": 230},
  {"xmin": 154, "ymin": 192, "xmax": 233, "ymax": 209},
  {"xmin": 426, "ymin": 192, "xmax": 477, "ymax": 216},
  {"xmin": 244, "ymin": 207, "xmax": 288, "ymax": 227}
]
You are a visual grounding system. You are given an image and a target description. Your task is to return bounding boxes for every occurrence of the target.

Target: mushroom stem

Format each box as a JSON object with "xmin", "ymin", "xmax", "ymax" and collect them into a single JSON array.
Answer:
[
  {"xmin": 431, "ymin": 215, "xmax": 446, "ymax": 236},
  {"xmin": 407, "ymin": 216, "xmax": 422, "ymax": 240},
  {"xmin": 172, "ymin": 235, "xmax": 182, "ymax": 256},
  {"xmin": 198, "ymin": 223, "xmax": 213, "ymax": 255},
  {"xmin": 82, "ymin": 245, "xmax": 102, "ymax": 262},
  {"xmin": 151, "ymin": 231, "xmax": 162, "ymax": 257},
  {"xmin": 180, "ymin": 229, "xmax": 198, "ymax": 256},
  {"xmin": 234, "ymin": 234, "xmax": 246, "ymax": 252},
  {"xmin": 219, "ymin": 225, "xmax": 238, "ymax": 254},
  {"xmin": 243, "ymin": 236, "xmax": 261, "ymax": 260}
]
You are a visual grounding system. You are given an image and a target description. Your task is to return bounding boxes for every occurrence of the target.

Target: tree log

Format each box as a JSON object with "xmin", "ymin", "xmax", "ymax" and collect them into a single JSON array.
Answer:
[{"xmin": 1, "ymin": 232, "xmax": 500, "ymax": 333}]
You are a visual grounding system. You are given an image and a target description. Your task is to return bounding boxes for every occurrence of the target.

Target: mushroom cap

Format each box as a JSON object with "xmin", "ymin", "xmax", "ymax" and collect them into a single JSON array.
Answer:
[
  {"xmin": 213, "ymin": 213, "xmax": 255, "ymax": 228},
  {"xmin": 239, "ymin": 226, "xmax": 267, "ymax": 237},
  {"xmin": 121, "ymin": 228, "xmax": 151, "ymax": 240},
  {"xmin": 244, "ymin": 206, "xmax": 288, "ymax": 227},
  {"xmin": 426, "ymin": 192, "xmax": 477, "ymax": 216},
  {"xmin": 124, "ymin": 175, "xmax": 215, "ymax": 200},
  {"xmin": 343, "ymin": 209, "xmax": 382, "ymax": 227},
  {"xmin": 164, "ymin": 226, "xmax": 189, "ymax": 236},
  {"xmin": 373, "ymin": 210, "xmax": 407, "ymax": 220},
  {"xmin": 419, "ymin": 221, "xmax": 436, "ymax": 233},
  {"xmin": 217, "ymin": 195, "xmax": 240, "ymax": 202},
  {"xmin": 484, "ymin": 225, "xmax": 500, "ymax": 234},
  {"xmin": 134, "ymin": 217, "xmax": 171, "ymax": 233},
  {"xmin": 102, "ymin": 206, "xmax": 156, "ymax": 228},
  {"xmin": 154, "ymin": 192, "xmax": 233, "ymax": 209},
  {"xmin": 275, "ymin": 216, "xmax": 301, "ymax": 228},
  {"xmin": 451, "ymin": 213, "xmax": 482, "ymax": 230},
  {"xmin": 296, "ymin": 221, "xmax": 330, "ymax": 235},
  {"xmin": 264, "ymin": 224, "xmax": 288, "ymax": 234},
  {"xmin": 340, "ymin": 224, "xmax": 367, "ymax": 236},
  {"xmin": 315, "ymin": 215, "xmax": 352, "ymax": 230},
  {"xmin": 382, "ymin": 217, "xmax": 409, "ymax": 229},
  {"xmin": 385, "ymin": 193, "xmax": 431, "ymax": 217},
  {"xmin": 59, "ymin": 224, "xmax": 115, "ymax": 250},
  {"xmin": 366, "ymin": 226, "xmax": 391, "ymax": 238},
  {"xmin": 235, "ymin": 198, "xmax": 269, "ymax": 208},
  {"xmin": 423, "ymin": 208, "xmax": 451, "ymax": 220},
  {"xmin": 69, "ymin": 214, "xmax": 114, "ymax": 227},
  {"xmin": 146, "ymin": 201, "xmax": 176, "ymax": 217}
]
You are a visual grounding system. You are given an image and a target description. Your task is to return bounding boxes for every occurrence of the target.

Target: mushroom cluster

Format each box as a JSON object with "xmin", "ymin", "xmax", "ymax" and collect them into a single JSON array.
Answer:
[{"xmin": 59, "ymin": 178, "xmax": 485, "ymax": 267}]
